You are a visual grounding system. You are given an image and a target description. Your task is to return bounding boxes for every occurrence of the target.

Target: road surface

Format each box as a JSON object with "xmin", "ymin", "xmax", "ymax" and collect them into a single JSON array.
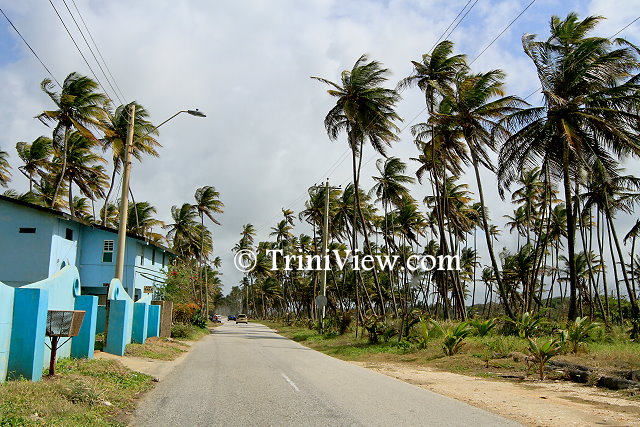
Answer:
[{"xmin": 133, "ymin": 322, "xmax": 521, "ymax": 426}]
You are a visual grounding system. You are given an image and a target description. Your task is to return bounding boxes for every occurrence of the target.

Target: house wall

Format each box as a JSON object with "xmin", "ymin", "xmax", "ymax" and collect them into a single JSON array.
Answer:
[
  {"xmin": 0, "ymin": 203, "xmax": 55, "ymax": 287},
  {"xmin": 47, "ymin": 218, "xmax": 81, "ymax": 276}
]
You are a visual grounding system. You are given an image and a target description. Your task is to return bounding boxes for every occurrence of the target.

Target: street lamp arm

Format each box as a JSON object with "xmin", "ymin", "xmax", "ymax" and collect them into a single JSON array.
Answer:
[{"xmin": 132, "ymin": 108, "xmax": 206, "ymax": 146}]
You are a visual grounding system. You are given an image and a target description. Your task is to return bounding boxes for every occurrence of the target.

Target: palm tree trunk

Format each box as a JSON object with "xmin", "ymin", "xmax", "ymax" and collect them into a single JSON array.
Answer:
[
  {"xmin": 562, "ymin": 143, "xmax": 579, "ymax": 321},
  {"xmin": 102, "ymin": 164, "xmax": 119, "ymax": 225},
  {"xmin": 68, "ymin": 177, "xmax": 75, "ymax": 217},
  {"xmin": 51, "ymin": 127, "xmax": 70, "ymax": 208},
  {"xmin": 469, "ymin": 151, "xmax": 515, "ymax": 320}
]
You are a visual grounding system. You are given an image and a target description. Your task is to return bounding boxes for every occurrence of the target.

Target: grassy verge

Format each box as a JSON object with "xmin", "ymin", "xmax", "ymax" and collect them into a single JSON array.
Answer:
[
  {"xmin": 0, "ymin": 358, "xmax": 153, "ymax": 426},
  {"xmin": 125, "ymin": 337, "xmax": 190, "ymax": 361},
  {"xmin": 262, "ymin": 321, "xmax": 640, "ymax": 383}
]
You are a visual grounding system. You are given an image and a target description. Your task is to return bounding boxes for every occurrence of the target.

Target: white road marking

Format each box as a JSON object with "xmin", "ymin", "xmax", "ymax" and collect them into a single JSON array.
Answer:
[{"xmin": 281, "ymin": 373, "xmax": 300, "ymax": 392}]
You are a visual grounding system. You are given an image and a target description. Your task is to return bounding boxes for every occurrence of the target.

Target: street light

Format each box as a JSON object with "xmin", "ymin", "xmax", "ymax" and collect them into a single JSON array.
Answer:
[{"xmin": 114, "ymin": 105, "xmax": 206, "ymax": 283}]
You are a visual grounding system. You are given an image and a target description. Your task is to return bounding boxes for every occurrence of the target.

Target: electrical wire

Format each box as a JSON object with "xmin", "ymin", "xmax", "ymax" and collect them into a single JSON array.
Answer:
[
  {"xmin": 0, "ymin": 7, "xmax": 61, "ymax": 88},
  {"xmin": 59, "ymin": 0, "xmax": 124, "ymax": 105},
  {"xmin": 47, "ymin": 0, "xmax": 115, "ymax": 104},
  {"xmin": 70, "ymin": 0, "xmax": 127, "ymax": 102}
]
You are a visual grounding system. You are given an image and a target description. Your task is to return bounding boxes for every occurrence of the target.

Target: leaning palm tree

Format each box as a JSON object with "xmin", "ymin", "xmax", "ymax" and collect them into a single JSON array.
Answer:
[
  {"xmin": 100, "ymin": 102, "xmax": 160, "ymax": 225},
  {"xmin": 313, "ymin": 55, "xmax": 401, "ymax": 315},
  {"xmin": 444, "ymin": 69, "xmax": 526, "ymax": 320},
  {"xmin": 37, "ymin": 72, "xmax": 109, "ymax": 207},
  {"xmin": 52, "ymin": 131, "xmax": 109, "ymax": 217},
  {"xmin": 15, "ymin": 137, "xmax": 52, "ymax": 192},
  {"xmin": 498, "ymin": 13, "xmax": 640, "ymax": 320},
  {"xmin": 0, "ymin": 149, "xmax": 10, "ymax": 187},
  {"xmin": 164, "ymin": 203, "xmax": 199, "ymax": 258},
  {"xmin": 127, "ymin": 201, "xmax": 164, "ymax": 237}
]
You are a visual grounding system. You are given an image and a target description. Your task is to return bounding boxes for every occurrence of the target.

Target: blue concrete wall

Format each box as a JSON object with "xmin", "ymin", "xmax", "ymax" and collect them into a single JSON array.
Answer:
[
  {"xmin": 147, "ymin": 305, "xmax": 161, "ymax": 339},
  {"xmin": 8, "ymin": 288, "xmax": 48, "ymax": 381},
  {"xmin": 0, "ymin": 281, "xmax": 14, "ymax": 382},
  {"xmin": 104, "ymin": 299, "xmax": 132, "ymax": 356},
  {"xmin": 132, "ymin": 303, "xmax": 149, "ymax": 344},
  {"xmin": 71, "ymin": 296, "xmax": 98, "ymax": 358},
  {"xmin": 0, "ymin": 202, "xmax": 55, "ymax": 287},
  {"xmin": 24, "ymin": 266, "xmax": 82, "ymax": 369}
]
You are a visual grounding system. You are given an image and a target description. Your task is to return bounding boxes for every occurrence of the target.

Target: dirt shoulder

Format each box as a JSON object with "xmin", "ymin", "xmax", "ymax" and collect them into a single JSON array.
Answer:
[{"xmin": 351, "ymin": 360, "xmax": 640, "ymax": 427}]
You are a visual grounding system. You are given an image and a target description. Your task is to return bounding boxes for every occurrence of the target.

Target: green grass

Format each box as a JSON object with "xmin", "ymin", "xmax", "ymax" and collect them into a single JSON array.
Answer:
[
  {"xmin": 0, "ymin": 358, "xmax": 153, "ymax": 426},
  {"xmin": 125, "ymin": 337, "xmax": 189, "ymax": 361},
  {"xmin": 262, "ymin": 320, "xmax": 640, "ymax": 381},
  {"xmin": 170, "ymin": 324, "xmax": 210, "ymax": 340}
]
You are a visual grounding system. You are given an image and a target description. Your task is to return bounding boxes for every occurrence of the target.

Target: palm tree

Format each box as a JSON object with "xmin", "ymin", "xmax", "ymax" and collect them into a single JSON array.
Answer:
[
  {"xmin": 127, "ymin": 201, "xmax": 164, "ymax": 237},
  {"xmin": 443, "ymin": 69, "xmax": 525, "ymax": 319},
  {"xmin": 37, "ymin": 72, "xmax": 109, "ymax": 207},
  {"xmin": 0, "ymin": 149, "xmax": 10, "ymax": 187},
  {"xmin": 101, "ymin": 102, "xmax": 160, "ymax": 225},
  {"xmin": 52, "ymin": 131, "xmax": 109, "ymax": 216},
  {"xmin": 15, "ymin": 137, "xmax": 52, "ymax": 192},
  {"xmin": 499, "ymin": 13, "xmax": 640, "ymax": 320},
  {"xmin": 313, "ymin": 55, "xmax": 401, "ymax": 315},
  {"xmin": 164, "ymin": 203, "xmax": 199, "ymax": 258}
]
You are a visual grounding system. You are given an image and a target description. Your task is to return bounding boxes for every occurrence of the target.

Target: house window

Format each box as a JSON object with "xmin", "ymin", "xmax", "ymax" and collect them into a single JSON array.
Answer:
[
  {"xmin": 138, "ymin": 244, "xmax": 145, "ymax": 266},
  {"xmin": 65, "ymin": 228, "xmax": 73, "ymax": 241},
  {"xmin": 152, "ymin": 249, "xmax": 156, "ymax": 265},
  {"xmin": 19, "ymin": 227, "xmax": 36, "ymax": 233},
  {"xmin": 103, "ymin": 240, "xmax": 114, "ymax": 263}
]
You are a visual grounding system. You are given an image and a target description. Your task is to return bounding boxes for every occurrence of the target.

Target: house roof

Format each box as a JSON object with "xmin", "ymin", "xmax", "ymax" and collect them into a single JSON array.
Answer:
[{"xmin": 0, "ymin": 194, "xmax": 176, "ymax": 255}]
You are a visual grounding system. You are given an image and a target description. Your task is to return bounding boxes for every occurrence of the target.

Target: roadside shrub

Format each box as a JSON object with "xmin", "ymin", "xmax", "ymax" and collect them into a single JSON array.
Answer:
[
  {"xmin": 508, "ymin": 312, "xmax": 543, "ymax": 338},
  {"xmin": 527, "ymin": 337, "xmax": 563, "ymax": 380},
  {"xmin": 173, "ymin": 303, "xmax": 200, "ymax": 324},
  {"xmin": 468, "ymin": 318, "xmax": 497, "ymax": 337},
  {"xmin": 171, "ymin": 323, "xmax": 192, "ymax": 339},
  {"xmin": 414, "ymin": 317, "xmax": 443, "ymax": 349},
  {"xmin": 442, "ymin": 322, "xmax": 471, "ymax": 356},
  {"xmin": 363, "ymin": 312, "xmax": 386, "ymax": 344},
  {"xmin": 566, "ymin": 317, "xmax": 600, "ymax": 353}
]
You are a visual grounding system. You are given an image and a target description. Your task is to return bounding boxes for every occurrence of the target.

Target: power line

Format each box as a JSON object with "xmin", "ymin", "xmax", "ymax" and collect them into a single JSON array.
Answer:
[
  {"xmin": 469, "ymin": 0, "xmax": 537, "ymax": 65},
  {"xmin": 47, "ymin": 0, "xmax": 115, "ymax": 104},
  {"xmin": 0, "ymin": 7, "xmax": 61, "ymax": 88},
  {"xmin": 59, "ymin": 0, "xmax": 124, "ymax": 105},
  {"xmin": 69, "ymin": 0, "xmax": 128, "ymax": 102},
  {"xmin": 428, "ymin": 0, "xmax": 474, "ymax": 54},
  {"xmin": 443, "ymin": 0, "xmax": 481, "ymax": 42}
]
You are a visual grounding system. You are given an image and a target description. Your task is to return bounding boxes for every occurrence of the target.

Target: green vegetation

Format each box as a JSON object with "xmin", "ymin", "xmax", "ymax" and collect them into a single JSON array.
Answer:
[
  {"xmin": 0, "ymin": 358, "xmax": 153, "ymax": 426},
  {"xmin": 264, "ymin": 319, "xmax": 640, "ymax": 388},
  {"xmin": 170, "ymin": 324, "xmax": 210, "ymax": 341},
  {"xmin": 125, "ymin": 337, "xmax": 189, "ymax": 361}
]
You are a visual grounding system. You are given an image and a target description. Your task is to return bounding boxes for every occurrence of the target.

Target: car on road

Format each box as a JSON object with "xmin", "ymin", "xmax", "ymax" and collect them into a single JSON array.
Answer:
[
  {"xmin": 228, "ymin": 315, "xmax": 236, "ymax": 321},
  {"xmin": 236, "ymin": 314, "xmax": 248, "ymax": 324}
]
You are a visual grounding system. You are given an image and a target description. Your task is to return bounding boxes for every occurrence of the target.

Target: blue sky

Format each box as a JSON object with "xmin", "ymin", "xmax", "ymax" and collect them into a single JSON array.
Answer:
[{"xmin": 1, "ymin": 0, "xmax": 639, "ymax": 296}]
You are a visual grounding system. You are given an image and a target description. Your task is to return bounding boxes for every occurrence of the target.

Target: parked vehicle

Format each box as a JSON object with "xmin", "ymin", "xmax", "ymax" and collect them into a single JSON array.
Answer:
[
  {"xmin": 236, "ymin": 314, "xmax": 248, "ymax": 324},
  {"xmin": 228, "ymin": 315, "xmax": 236, "ymax": 321}
]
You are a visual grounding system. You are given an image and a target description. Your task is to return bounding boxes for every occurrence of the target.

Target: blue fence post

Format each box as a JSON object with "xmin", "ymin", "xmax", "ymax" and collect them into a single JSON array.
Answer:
[
  {"xmin": 132, "ymin": 303, "xmax": 149, "ymax": 344},
  {"xmin": 147, "ymin": 305, "xmax": 161, "ymax": 338},
  {"xmin": 71, "ymin": 296, "xmax": 98, "ymax": 359},
  {"xmin": 8, "ymin": 288, "xmax": 48, "ymax": 381},
  {"xmin": 104, "ymin": 299, "xmax": 132, "ymax": 356},
  {"xmin": 0, "ymin": 284, "xmax": 15, "ymax": 382}
]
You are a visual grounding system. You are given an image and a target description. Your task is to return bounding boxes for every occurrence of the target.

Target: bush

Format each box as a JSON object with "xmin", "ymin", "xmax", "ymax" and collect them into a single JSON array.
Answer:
[
  {"xmin": 527, "ymin": 337, "xmax": 563, "ymax": 380},
  {"xmin": 566, "ymin": 317, "xmax": 600, "ymax": 353},
  {"xmin": 171, "ymin": 323, "xmax": 192, "ymax": 339},
  {"xmin": 469, "ymin": 318, "xmax": 497, "ymax": 337},
  {"xmin": 442, "ymin": 322, "xmax": 471, "ymax": 356}
]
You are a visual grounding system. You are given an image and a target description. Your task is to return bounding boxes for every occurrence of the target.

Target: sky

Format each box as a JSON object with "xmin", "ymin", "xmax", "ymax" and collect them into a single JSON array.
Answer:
[{"xmin": 1, "ymin": 0, "xmax": 639, "ymax": 298}]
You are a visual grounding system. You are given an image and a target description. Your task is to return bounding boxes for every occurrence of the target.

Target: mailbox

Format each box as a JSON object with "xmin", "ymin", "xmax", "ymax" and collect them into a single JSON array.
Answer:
[{"xmin": 45, "ymin": 310, "xmax": 86, "ymax": 376}]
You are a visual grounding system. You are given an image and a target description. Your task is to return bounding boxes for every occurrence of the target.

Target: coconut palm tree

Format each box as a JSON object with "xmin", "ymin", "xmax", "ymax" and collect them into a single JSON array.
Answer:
[
  {"xmin": 313, "ymin": 55, "xmax": 401, "ymax": 315},
  {"xmin": 37, "ymin": 72, "xmax": 109, "ymax": 207},
  {"xmin": 164, "ymin": 203, "xmax": 199, "ymax": 258},
  {"xmin": 499, "ymin": 13, "xmax": 640, "ymax": 320},
  {"xmin": 51, "ymin": 131, "xmax": 109, "ymax": 216},
  {"xmin": 15, "ymin": 137, "xmax": 52, "ymax": 192},
  {"xmin": 0, "ymin": 149, "xmax": 10, "ymax": 187},
  {"xmin": 127, "ymin": 201, "xmax": 164, "ymax": 237}
]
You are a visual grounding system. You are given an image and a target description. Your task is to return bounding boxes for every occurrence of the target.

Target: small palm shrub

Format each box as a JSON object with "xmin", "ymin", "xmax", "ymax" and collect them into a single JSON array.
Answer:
[
  {"xmin": 442, "ymin": 322, "xmax": 471, "ymax": 356},
  {"xmin": 508, "ymin": 312, "xmax": 543, "ymax": 338},
  {"xmin": 469, "ymin": 318, "xmax": 497, "ymax": 337},
  {"xmin": 527, "ymin": 337, "xmax": 563, "ymax": 380},
  {"xmin": 414, "ymin": 317, "xmax": 443, "ymax": 349},
  {"xmin": 566, "ymin": 317, "xmax": 600, "ymax": 353}
]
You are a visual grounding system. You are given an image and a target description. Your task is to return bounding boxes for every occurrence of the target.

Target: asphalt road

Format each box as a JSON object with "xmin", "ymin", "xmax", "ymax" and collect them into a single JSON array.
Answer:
[{"xmin": 133, "ymin": 322, "xmax": 521, "ymax": 427}]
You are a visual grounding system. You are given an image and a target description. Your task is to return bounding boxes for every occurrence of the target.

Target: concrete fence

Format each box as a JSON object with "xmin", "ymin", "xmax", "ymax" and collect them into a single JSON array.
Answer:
[{"xmin": 0, "ymin": 266, "xmax": 162, "ymax": 382}]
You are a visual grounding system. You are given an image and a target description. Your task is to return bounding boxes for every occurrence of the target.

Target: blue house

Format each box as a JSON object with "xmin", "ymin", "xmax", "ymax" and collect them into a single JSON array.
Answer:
[{"xmin": 0, "ymin": 194, "xmax": 172, "ymax": 302}]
